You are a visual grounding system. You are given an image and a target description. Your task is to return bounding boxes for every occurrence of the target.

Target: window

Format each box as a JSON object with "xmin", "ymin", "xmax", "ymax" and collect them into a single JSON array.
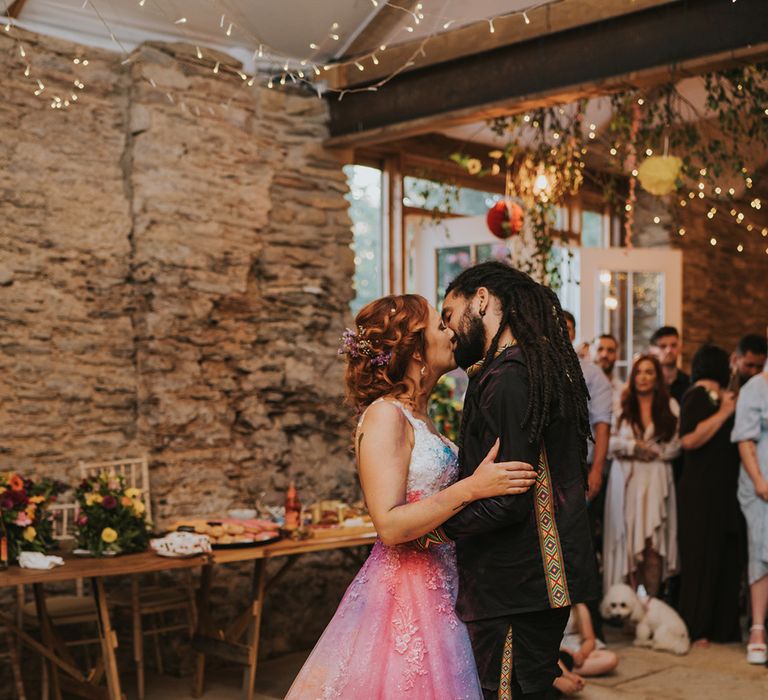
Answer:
[
  {"xmin": 403, "ymin": 176, "xmax": 501, "ymax": 216},
  {"xmin": 581, "ymin": 210, "xmax": 606, "ymax": 248},
  {"xmin": 344, "ymin": 165, "xmax": 384, "ymax": 315}
]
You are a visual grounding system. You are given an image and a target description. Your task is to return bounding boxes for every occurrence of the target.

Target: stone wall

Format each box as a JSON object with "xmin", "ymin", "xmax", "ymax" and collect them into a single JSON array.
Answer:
[
  {"xmin": 633, "ymin": 188, "xmax": 768, "ymax": 368},
  {"xmin": 0, "ymin": 27, "xmax": 358, "ymax": 684}
]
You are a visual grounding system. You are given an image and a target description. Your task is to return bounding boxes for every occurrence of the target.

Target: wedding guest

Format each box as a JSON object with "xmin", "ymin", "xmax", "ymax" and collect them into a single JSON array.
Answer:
[
  {"xmin": 558, "ymin": 603, "xmax": 619, "ymax": 678},
  {"xmin": 650, "ymin": 326, "xmax": 690, "ymax": 405},
  {"xmin": 732, "ymin": 334, "xmax": 767, "ymax": 388},
  {"xmin": 732, "ymin": 361, "xmax": 768, "ymax": 665},
  {"xmin": 593, "ymin": 333, "xmax": 624, "ymax": 411},
  {"xmin": 603, "ymin": 354, "xmax": 680, "ymax": 597},
  {"xmin": 564, "ymin": 312, "xmax": 612, "ymax": 503},
  {"xmin": 649, "ymin": 326, "xmax": 688, "ymax": 610},
  {"xmin": 677, "ymin": 345, "xmax": 743, "ymax": 647},
  {"xmin": 564, "ymin": 312, "xmax": 612, "ymax": 644}
]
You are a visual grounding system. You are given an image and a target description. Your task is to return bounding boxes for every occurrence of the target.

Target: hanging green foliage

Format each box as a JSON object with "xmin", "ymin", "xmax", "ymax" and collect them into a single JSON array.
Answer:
[{"xmin": 448, "ymin": 61, "xmax": 768, "ymax": 262}]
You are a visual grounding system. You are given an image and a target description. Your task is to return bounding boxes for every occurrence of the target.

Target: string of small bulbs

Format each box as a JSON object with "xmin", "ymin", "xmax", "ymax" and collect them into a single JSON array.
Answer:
[{"xmin": 1, "ymin": 0, "xmax": 562, "ymax": 111}]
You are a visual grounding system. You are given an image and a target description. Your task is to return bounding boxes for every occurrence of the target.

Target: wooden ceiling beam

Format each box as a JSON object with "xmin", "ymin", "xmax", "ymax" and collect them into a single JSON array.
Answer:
[
  {"xmin": 326, "ymin": 0, "xmax": 676, "ymax": 90},
  {"xmin": 341, "ymin": 0, "xmax": 420, "ymax": 59},
  {"xmin": 355, "ymin": 132, "xmax": 618, "ymax": 198},
  {"xmin": 5, "ymin": 0, "xmax": 28, "ymax": 19},
  {"xmin": 326, "ymin": 0, "xmax": 768, "ymax": 148},
  {"xmin": 356, "ymin": 133, "xmax": 508, "ymax": 193}
]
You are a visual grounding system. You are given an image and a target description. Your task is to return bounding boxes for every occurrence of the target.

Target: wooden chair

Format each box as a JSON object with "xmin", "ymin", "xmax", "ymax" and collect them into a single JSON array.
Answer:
[
  {"xmin": 78, "ymin": 456, "xmax": 197, "ymax": 700},
  {"xmin": 17, "ymin": 501, "xmax": 101, "ymax": 699},
  {"xmin": 1, "ymin": 619, "xmax": 26, "ymax": 700}
]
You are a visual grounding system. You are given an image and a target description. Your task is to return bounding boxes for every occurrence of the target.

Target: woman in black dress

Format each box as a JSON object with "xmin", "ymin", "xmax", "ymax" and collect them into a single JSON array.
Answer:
[{"xmin": 677, "ymin": 344, "xmax": 744, "ymax": 646}]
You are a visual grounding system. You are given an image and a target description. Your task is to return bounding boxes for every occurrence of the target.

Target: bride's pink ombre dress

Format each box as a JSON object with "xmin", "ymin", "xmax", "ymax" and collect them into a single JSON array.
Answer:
[{"xmin": 285, "ymin": 401, "xmax": 482, "ymax": 699}]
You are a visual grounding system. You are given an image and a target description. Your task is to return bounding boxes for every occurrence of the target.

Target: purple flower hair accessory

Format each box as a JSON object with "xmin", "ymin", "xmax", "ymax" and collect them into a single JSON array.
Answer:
[{"xmin": 338, "ymin": 327, "xmax": 392, "ymax": 367}]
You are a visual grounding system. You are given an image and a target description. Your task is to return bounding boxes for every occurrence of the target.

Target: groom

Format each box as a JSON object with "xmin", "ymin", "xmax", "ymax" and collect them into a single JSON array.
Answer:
[{"xmin": 438, "ymin": 262, "xmax": 598, "ymax": 699}]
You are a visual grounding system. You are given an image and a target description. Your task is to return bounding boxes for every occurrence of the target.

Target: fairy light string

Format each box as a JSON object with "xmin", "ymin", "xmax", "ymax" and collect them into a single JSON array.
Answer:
[
  {"xmin": 3, "ymin": 0, "xmax": 765, "ymax": 256},
  {"xmin": 2, "ymin": 0, "xmax": 564, "ymax": 109}
]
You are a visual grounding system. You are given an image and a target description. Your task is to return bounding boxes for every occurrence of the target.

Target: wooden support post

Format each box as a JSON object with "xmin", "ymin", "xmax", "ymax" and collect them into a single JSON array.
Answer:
[
  {"xmin": 241, "ymin": 559, "xmax": 267, "ymax": 700},
  {"xmin": 192, "ymin": 564, "xmax": 213, "ymax": 698},
  {"xmin": 33, "ymin": 584, "xmax": 63, "ymax": 700},
  {"xmin": 91, "ymin": 577, "xmax": 124, "ymax": 700},
  {"xmin": 130, "ymin": 575, "xmax": 145, "ymax": 700}
]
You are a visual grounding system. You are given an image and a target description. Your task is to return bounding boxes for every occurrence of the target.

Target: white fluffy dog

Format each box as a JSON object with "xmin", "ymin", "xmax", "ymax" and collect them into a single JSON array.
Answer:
[{"xmin": 600, "ymin": 583, "xmax": 690, "ymax": 655}]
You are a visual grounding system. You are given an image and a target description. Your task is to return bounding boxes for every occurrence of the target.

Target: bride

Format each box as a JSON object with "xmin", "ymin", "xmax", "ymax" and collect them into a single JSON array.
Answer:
[{"xmin": 285, "ymin": 294, "xmax": 536, "ymax": 699}]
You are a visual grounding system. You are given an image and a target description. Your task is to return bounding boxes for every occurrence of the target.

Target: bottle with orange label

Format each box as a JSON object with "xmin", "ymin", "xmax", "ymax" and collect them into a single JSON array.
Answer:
[
  {"xmin": 0, "ymin": 521, "xmax": 8, "ymax": 571},
  {"xmin": 284, "ymin": 482, "xmax": 302, "ymax": 531}
]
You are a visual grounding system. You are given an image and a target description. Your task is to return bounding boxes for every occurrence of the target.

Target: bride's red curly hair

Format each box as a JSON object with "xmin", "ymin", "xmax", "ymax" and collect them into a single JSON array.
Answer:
[{"xmin": 344, "ymin": 294, "xmax": 430, "ymax": 413}]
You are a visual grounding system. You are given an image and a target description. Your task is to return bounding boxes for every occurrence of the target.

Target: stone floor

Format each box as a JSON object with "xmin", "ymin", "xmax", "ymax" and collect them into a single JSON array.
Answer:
[{"xmin": 138, "ymin": 626, "xmax": 768, "ymax": 700}]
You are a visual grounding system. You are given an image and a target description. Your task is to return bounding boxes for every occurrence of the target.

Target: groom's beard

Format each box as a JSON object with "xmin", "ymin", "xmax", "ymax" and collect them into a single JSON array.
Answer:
[{"xmin": 453, "ymin": 312, "xmax": 486, "ymax": 370}]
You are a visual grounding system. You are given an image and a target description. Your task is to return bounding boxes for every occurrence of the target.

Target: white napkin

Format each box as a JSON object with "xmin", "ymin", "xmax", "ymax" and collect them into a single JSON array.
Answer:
[
  {"xmin": 151, "ymin": 531, "xmax": 211, "ymax": 556},
  {"xmin": 18, "ymin": 552, "xmax": 65, "ymax": 570}
]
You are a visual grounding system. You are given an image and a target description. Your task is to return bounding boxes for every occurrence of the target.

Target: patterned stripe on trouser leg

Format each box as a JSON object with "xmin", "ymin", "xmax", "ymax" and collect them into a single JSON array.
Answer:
[
  {"xmin": 498, "ymin": 625, "xmax": 513, "ymax": 700},
  {"xmin": 535, "ymin": 447, "xmax": 571, "ymax": 608}
]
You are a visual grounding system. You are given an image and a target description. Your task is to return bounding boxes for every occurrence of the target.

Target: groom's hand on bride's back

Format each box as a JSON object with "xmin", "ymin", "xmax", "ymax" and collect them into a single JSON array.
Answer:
[{"xmin": 470, "ymin": 438, "xmax": 536, "ymax": 499}]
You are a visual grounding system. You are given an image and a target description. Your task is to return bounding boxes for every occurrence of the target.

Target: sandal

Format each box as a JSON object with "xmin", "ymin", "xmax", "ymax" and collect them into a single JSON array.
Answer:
[{"xmin": 747, "ymin": 624, "xmax": 767, "ymax": 665}]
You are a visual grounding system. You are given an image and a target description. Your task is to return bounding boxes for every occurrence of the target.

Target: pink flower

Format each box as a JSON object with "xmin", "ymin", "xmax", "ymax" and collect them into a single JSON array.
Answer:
[
  {"xmin": 14, "ymin": 512, "xmax": 32, "ymax": 527},
  {"xmin": 76, "ymin": 514, "xmax": 88, "ymax": 527}
]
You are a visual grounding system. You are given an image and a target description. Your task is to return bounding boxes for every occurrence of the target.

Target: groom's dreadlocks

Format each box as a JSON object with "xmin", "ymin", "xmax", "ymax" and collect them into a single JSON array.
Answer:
[{"xmin": 446, "ymin": 261, "xmax": 591, "ymax": 479}]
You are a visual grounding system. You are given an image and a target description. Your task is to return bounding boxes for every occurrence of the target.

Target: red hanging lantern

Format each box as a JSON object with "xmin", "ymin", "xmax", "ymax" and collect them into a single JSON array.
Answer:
[{"xmin": 486, "ymin": 200, "xmax": 524, "ymax": 239}]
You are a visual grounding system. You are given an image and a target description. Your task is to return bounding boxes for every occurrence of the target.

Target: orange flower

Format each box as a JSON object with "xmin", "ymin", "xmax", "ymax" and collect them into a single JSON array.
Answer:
[
  {"xmin": 9, "ymin": 474, "xmax": 24, "ymax": 491},
  {"xmin": 121, "ymin": 496, "xmax": 133, "ymax": 507}
]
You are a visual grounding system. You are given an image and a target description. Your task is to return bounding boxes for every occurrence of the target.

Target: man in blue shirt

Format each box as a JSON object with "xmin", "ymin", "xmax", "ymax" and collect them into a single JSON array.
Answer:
[{"xmin": 564, "ymin": 311, "xmax": 613, "ymax": 644}]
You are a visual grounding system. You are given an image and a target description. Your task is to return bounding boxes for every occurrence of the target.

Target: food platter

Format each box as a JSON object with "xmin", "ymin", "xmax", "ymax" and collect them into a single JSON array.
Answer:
[
  {"xmin": 168, "ymin": 517, "xmax": 281, "ymax": 549},
  {"xmin": 210, "ymin": 533, "xmax": 282, "ymax": 549}
]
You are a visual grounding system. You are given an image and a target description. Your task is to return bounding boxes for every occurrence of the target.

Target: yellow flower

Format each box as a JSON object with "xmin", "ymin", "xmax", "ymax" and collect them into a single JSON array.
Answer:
[
  {"xmin": 29, "ymin": 495, "xmax": 46, "ymax": 504},
  {"xmin": 25, "ymin": 505, "xmax": 36, "ymax": 520},
  {"xmin": 132, "ymin": 500, "xmax": 146, "ymax": 516},
  {"xmin": 0, "ymin": 486, "xmax": 6, "ymax": 495},
  {"xmin": 23, "ymin": 526, "xmax": 36, "ymax": 542},
  {"xmin": 125, "ymin": 487, "xmax": 142, "ymax": 499},
  {"xmin": 85, "ymin": 493, "xmax": 103, "ymax": 507},
  {"xmin": 101, "ymin": 528, "xmax": 118, "ymax": 544}
]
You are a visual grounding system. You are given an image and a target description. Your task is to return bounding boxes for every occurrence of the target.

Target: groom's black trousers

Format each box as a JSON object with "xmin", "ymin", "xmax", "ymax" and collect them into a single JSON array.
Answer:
[{"xmin": 466, "ymin": 606, "xmax": 570, "ymax": 699}]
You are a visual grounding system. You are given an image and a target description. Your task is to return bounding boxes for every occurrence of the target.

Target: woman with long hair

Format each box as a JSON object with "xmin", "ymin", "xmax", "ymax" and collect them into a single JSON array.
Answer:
[
  {"xmin": 732, "ymin": 346, "xmax": 768, "ymax": 664},
  {"xmin": 285, "ymin": 294, "xmax": 536, "ymax": 699},
  {"xmin": 677, "ymin": 345, "xmax": 743, "ymax": 647},
  {"xmin": 603, "ymin": 354, "xmax": 680, "ymax": 597}
]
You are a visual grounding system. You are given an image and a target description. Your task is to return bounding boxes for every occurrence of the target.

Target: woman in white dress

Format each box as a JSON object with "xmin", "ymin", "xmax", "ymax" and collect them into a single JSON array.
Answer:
[{"xmin": 603, "ymin": 353, "xmax": 680, "ymax": 597}]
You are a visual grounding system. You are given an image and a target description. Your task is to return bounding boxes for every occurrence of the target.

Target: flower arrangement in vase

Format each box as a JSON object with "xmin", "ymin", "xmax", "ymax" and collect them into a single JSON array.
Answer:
[
  {"xmin": 74, "ymin": 472, "xmax": 151, "ymax": 556},
  {"xmin": 0, "ymin": 471, "xmax": 68, "ymax": 564}
]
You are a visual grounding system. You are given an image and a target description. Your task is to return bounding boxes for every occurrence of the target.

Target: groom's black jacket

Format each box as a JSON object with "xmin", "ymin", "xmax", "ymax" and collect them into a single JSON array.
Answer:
[{"xmin": 442, "ymin": 346, "xmax": 599, "ymax": 622}]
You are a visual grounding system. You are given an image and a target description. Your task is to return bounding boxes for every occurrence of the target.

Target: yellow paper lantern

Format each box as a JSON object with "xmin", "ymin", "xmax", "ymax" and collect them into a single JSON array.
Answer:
[{"xmin": 636, "ymin": 155, "xmax": 683, "ymax": 195}]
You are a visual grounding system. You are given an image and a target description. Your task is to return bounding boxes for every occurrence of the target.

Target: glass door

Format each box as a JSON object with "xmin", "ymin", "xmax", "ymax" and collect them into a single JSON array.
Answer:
[{"xmin": 580, "ymin": 248, "xmax": 683, "ymax": 380}]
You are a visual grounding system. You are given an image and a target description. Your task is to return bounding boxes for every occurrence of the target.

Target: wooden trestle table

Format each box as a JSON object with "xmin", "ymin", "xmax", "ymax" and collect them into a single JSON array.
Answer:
[{"xmin": 0, "ymin": 529, "xmax": 377, "ymax": 700}]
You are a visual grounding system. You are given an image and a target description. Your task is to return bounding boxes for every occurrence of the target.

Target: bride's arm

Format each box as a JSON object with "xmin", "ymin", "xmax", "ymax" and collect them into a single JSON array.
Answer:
[{"xmin": 358, "ymin": 401, "xmax": 535, "ymax": 546}]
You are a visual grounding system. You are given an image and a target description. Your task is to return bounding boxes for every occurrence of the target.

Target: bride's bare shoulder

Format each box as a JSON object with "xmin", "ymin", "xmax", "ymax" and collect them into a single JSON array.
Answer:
[{"xmin": 360, "ymin": 399, "xmax": 408, "ymax": 431}]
